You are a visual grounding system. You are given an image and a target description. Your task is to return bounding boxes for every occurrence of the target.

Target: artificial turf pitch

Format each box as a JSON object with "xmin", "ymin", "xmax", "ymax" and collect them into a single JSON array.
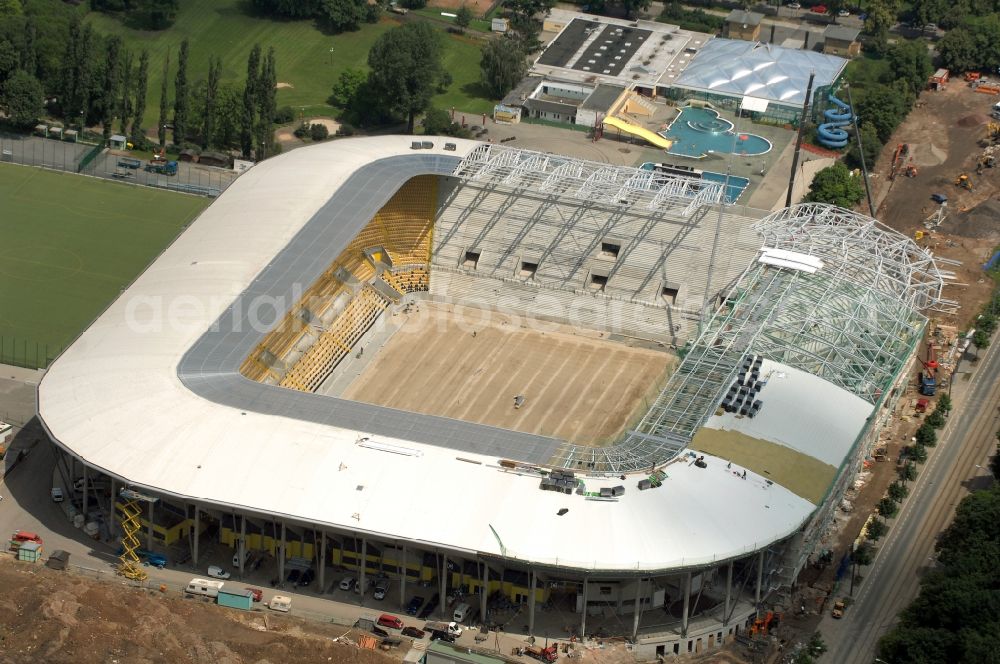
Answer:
[{"xmin": 0, "ymin": 163, "xmax": 209, "ymax": 367}]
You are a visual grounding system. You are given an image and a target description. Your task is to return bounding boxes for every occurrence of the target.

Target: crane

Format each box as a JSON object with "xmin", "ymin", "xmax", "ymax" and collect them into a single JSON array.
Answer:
[{"xmin": 920, "ymin": 342, "xmax": 938, "ymax": 396}]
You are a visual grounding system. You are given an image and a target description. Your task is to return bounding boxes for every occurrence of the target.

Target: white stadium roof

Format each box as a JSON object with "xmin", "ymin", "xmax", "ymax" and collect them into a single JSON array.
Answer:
[
  {"xmin": 672, "ymin": 38, "xmax": 848, "ymax": 106},
  {"xmin": 38, "ymin": 137, "xmax": 946, "ymax": 574}
]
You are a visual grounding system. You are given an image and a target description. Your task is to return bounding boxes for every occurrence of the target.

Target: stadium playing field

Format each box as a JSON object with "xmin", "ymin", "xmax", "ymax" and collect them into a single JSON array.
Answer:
[
  {"xmin": 341, "ymin": 303, "xmax": 675, "ymax": 445},
  {"xmin": 0, "ymin": 164, "xmax": 209, "ymax": 367}
]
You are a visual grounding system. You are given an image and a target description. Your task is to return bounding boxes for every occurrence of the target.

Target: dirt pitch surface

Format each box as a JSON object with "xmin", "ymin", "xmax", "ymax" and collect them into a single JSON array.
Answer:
[
  {"xmin": 343, "ymin": 302, "xmax": 674, "ymax": 446},
  {"xmin": 872, "ymin": 82, "xmax": 1000, "ymax": 327},
  {"xmin": 0, "ymin": 556, "xmax": 399, "ymax": 664}
]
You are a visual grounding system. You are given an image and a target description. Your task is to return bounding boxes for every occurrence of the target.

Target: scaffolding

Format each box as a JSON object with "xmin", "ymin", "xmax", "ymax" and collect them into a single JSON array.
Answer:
[
  {"xmin": 549, "ymin": 204, "xmax": 957, "ymax": 474},
  {"xmin": 454, "ymin": 144, "xmax": 727, "ymax": 218},
  {"xmin": 118, "ymin": 487, "xmax": 157, "ymax": 581}
]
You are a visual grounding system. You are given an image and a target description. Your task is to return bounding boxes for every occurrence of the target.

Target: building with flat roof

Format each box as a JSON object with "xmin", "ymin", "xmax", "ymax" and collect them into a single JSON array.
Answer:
[
  {"xmin": 823, "ymin": 25, "xmax": 862, "ymax": 58},
  {"xmin": 724, "ymin": 10, "xmax": 765, "ymax": 41}
]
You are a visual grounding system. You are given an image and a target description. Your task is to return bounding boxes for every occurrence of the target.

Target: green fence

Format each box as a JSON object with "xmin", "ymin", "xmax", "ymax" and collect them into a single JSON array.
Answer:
[
  {"xmin": 0, "ymin": 336, "xmax": 60, "ymax": 370},
  {"xmin": 76, "ymin": 141, "xmax": 104, "ymax": 173}
]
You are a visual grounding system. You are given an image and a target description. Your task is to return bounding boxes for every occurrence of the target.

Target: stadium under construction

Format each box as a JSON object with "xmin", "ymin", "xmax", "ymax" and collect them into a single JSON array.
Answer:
[{"xmin": 37, "ymin": 136, "xmax": 956, "ymax": 657}]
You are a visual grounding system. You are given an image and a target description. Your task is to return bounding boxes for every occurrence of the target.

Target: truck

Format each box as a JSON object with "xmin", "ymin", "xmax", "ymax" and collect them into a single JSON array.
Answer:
[
  {"xmin": 920, "ymin": 341, "xmax": 938, "ymax": 396},
  {"xmin": 831, "ymin": 598, "xmax": 846, "ymax": 619},
  {"xmin": 424, "ymin": 621, "xmax": 463, "ymax": 639},
  {"xmin": 117, "ymin": 157, "xmax": 142, "ymax": 169},
  {"xmin": 144, "ymin": 160, "xmax": 178, "ymax": 176},
  {"xmin": 515, "ymin": 645, "xmax": 558, "ymax": 662}
]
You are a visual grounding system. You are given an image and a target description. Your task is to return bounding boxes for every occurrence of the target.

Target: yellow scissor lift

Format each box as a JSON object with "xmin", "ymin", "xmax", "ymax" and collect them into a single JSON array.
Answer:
[{"xmin": 118, "ymin": 488, "xmax": 158, "ymax": 581}]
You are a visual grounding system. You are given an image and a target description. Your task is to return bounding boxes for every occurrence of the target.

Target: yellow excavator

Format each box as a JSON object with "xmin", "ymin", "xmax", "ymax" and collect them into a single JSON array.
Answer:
[{"xmin": 954, "ymin": 173, "xmax": 973, "ymax": 190}]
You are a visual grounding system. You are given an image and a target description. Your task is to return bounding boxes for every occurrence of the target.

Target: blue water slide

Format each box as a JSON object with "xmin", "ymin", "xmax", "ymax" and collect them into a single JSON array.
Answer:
[{"xmin": 817, "ymin": 93, "xmax": 853, "ymax": 149}]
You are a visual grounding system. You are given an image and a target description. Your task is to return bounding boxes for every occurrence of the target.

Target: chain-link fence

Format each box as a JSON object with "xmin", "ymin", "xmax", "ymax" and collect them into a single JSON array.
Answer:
[
  {"xmin": 0, "ymin": 336, "xmax": 60, "ymax": 371},
  {"xmin": 0, "ymin": 132, "xmax": 241, "ymax": 197}
]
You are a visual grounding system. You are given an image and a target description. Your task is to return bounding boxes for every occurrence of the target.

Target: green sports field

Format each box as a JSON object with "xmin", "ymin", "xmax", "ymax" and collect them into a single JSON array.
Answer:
[
  {"xmin": 85, "ymin": 0, "xmax": 494, "ymax": 129},
  {"xmin": 0, "ymin": 164, "xmax": 209, "ymax": 368}
]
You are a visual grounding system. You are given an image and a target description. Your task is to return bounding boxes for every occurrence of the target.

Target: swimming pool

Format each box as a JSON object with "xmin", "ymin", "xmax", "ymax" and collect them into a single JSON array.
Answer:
[
  {"xmin": 659, "ymin": 107, "xmax": 772, "ymax": 159},
  {"xmin": 640, "ymin": 162, "xmax": 750, "ymax": 203}
]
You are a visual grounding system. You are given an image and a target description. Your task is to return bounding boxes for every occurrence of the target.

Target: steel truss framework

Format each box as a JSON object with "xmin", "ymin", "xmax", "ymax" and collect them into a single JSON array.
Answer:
[
  {"xmin": 454, "ymin": 143, "xmax": 727, "ymax": 217},
  {"xmin": 549, "ymin": 204, "xmax": 955, "ymax": 474}
]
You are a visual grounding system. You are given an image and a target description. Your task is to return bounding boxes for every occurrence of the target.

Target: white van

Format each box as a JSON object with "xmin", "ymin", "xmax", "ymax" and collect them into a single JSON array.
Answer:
[
  {"xmin": 453, "ymin": 602, "xmax": 473, "ymax": 623},
  {"xmin": 185, "ymin": 578, "xmax": 224, "ymax": 598},
  {"xmin": 269, "ymin": 595, "xmax": 292, "ymax": 612}
]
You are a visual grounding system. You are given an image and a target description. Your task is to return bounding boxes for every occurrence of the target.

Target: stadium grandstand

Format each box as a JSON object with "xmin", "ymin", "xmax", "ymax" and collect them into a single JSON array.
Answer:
[{"xmin": 37, "ymin": 136, "xmax": 954, "ymax": 657}]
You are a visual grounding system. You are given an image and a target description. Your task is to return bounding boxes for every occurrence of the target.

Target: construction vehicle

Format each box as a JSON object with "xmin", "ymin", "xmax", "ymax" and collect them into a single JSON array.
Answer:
[
  {"xmin": 424, "ymin": 621, "xmax": 463, "ymax": 639},
  {"xmin": 515, "ymin": 645, "xmax": 558, "ymax": 662},
  {"xmin": 977, "ymin": 154, "xmax": 996, "ymax": 174},
  {"xmin": 954, "ymin": 173, "xmax": 973, "ymax": 190},
  {"xmin": 915, "ymin": 397, "xmax": 930, "ymax": 413},
  {"xmin": 144, "ymin": 160, "xmax": 178, "ymax": 176},
  {"xmin": 873, "ymin": 446, "xmax": 888, "ymax": 462},
  {"xmin": 117, "ymin": 157, "xmax": 142, "ymax": 169},
  {"xmin": 965, "ymin": 71, "xmax": 981, "ymax": 82},
  {"xmin": 831, "ymin": 598, "xmax": 846, "ymax": 619},
  {"xmin": 888, "ymin": 144, "xmax": 909, "ymax": 180},
  {"xmin": 904, "ymin": 164, "xmax": 918, "ymax": 177},
  {"xmin": 920, "ymin": 342, "xmax": 938, "ymax": 396},
  {"xmin": 118, "ymin": 487, "xmax": 158, "ymax": 581}
]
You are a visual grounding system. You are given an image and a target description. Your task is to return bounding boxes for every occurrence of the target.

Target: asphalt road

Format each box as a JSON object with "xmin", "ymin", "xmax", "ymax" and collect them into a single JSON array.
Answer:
[{"xmin": 820, "ymin": 341, "xmax": 1000, "ymax": 663}]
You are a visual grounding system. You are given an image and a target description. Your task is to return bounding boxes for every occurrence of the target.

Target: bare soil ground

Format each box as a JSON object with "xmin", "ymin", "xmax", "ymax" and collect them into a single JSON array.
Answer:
[
  {"xmin": 0, "ymin": 556, "xmax": 400, "ymax": 664},
  {"xmin": 872, "ymin": 82, "xmax": 1000, "ymax": 328},
  {"xmin": 343, "ymin": 302, "xmax": 675, "ymax": 446}
]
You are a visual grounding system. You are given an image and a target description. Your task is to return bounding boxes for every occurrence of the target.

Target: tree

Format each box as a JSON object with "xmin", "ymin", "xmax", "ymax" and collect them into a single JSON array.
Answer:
[
  {"xmin": 202, "ymin": 56, "xmax": 221, "ymax": 149},
  {"xmin": 973, "ymin": 328, "xmax": 991, "ymax": 349},
  {"xmin": 900, "ymin": 461, "xmax": 918, "ymax": 483},
  {"xmin": 938, "ymin": 26, "xmax": 980, "ymax": 73},
  {"xmin": 867, "ymin": 518, "xmax": 888, "ymax": 541},
  {"xmin": 21, "ymin": 16, "xmax": 36, "ymax": 79},
  {"xmin": 0, "ymin": 39, "xmax": 17, "ymax": 85},
  {"xmin": 130, "ymin": 50, "xmax": 149, "ymax": 146},
  {"xmin": 991, "ymin": 440, "xmax": 1000, "ymax": 480},
  {"xmin": 908, "ymin": 443, "xmax": 928, "ymax": 464},
  {"xmin": 367, "ymin": 22, "xmax": 445, "ymax": 134},
  {"xmin": 422, "ymin": 107, "xmax": 455, "ymax": 136},
  {"xmin": 877, "ymin": 497, "xmax": 898, "ymax": 518},
  {"xmin": 480, "ymin": 36, "xmax": 529, "ymax": 99},
  {"xmin": 100, "ymin": 36, "xmax": 123, "ymax": 140},
  {"xmin": 862, "ymin": 0, "xmax": 898, "ymax": 54},
  {"xmin": 926, "ymin": 409, "xmax": 945, "ymax": 429},
  {"xmin": 857, "ymin": 82, "xmax": 910, "ymax": 143},
  {"xmin": 119, "ymin": 49, "xmax": 134, "ymax": 135},
  {"xmin": 158, "ymin": 47, "xmax": 170, "ymax": 147},
  {"xmin": 320, "ymin": 0, "xmax": 364, "ymax": 32},
  {"xmin": 241, "ymin": 44, "xmax": 261, "ymax": 158},
  {"xmin": 506, "ymin": 0, "xmax": 556, "ymax": 39},
  {"xmin": 888, "ymin": 481, "xmax": 909, "ymax": 502},
  {"xmin": 61, "ymin": 18, "xmax": 95, "ymax": 125},
  {"xmin": 845, "ymin": 121, "xmax": 880, "ymax": 171},
  {"xmin": 210, "ymin": 83, "xmax": 242, "ymax": 149},
  {"xmin": 617, "ymin": 0, "xmax": 652, "ymax": 18},
  {"xmin": 256, "ymin": 47, "xmax": 277, "ymax": 158},
  {"xmin": 310, "ymin": 122, "xmax": 329, "ymax": 141},
  {"xmin": 137, "ymin": 0, "xmax": 180, "ymax": 30},
  {"xmin": 330, "ymin": 68, "xmax": 366, "ymax": 108},
  {"xmin": 0, "ymin": 69, "xmax": 43, "ymax": 127},
  {"xmin": 455, "ymin": 3, "xmax": 473, "ymax": 31},
  {"xmin": 852, "ymin": 541, "xmax": 874, "ymax": 567},
  {"xmin": 936, "ymin": 392, "xmax": 952, "ymax": 414},
  {"xmin": 887, "ymin": 40, "xmax": 934, "ymax": 97},
  {"xmin": 916, "ymin": 422, "xmax": 937, "ymax": 447},
  {"xmin": 806, "ymin": 162, "xmax": 865, "ymax": 208},
  {"xmin": 173, "ymin": 39, "xmax": 189, "ymax": 145}
]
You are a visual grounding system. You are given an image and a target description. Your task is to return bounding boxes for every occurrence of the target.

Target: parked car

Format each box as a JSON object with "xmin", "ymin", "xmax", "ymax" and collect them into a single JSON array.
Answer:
[
  {"xmin": 931, "ymin": 193, "xmax": 948, "ymax": 204},
  {"xmin": 245, "ymin": 587, "xmax": 263, "ymax": 602},
  {"xmin": 50, "ymin": 487, "xmax": 64, "ymax": 502},
  {"xmin": 923, "ymin": 23, "xmax": 938, "ymax": 32},
  {"xmin": 786, "ymin": 1, "xmax": 801, "ymax": 7},
  {"xmin": 286, "ymin": 568, "xmax": 301, "ymax": 584},
  {"xmin": 419, "ymin": 593, "xmax": 440, "ymax": 619},
  {"xmin": 232, "ymin": 548, "xmax": 251, "ymax": 568},
  {"xmin": 371, "ymin": 626, "xmax": 390, "ymax": 638},
  {"xmin": 339, "ymin": 576, "xmax": 356, "ymax": 591},
  {"xmin": 207, "ymin": 565, "xmax": 231, "ymax": 580},
  {"xmin": 837, "ymin": 8, "xmax": 850, "ymax": 15},
  {"xmin": 401, "ymin": 626, "xmax": 426, "ymax": 639},
  {"xmin": 406, "ymin": 595, "xmax": 426, "ymax": 615},
  {"xmin": 376, "ymin": 613, "xmax": 404, "ymax": 630},
  {"xmin": 811, "ymin": 4, "xmax": 828, "ymax": 13},
  {"xmin": 298, "ymin": 568, "xmax": 315, "ymax": 587},
  {"xmin": 373, "ymin": 580, "xmax": 390, "ymax": 600}
]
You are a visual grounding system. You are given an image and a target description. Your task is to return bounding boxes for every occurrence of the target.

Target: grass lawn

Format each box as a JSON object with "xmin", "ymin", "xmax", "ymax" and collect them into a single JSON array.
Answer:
[
  {"xmin": 85, "ymin": 0, "xmax": 494, "ymax": 129},
  {"xmin": 0, "ymin": 164, "xmax": 209, "ymax": 366},
  {"xmin": 433, "ymin": 34, "xmax": 496, "ymax": 114},
  {"xmin": 844, "ymin": 54, "xmax": 892, "ymax": 93}
]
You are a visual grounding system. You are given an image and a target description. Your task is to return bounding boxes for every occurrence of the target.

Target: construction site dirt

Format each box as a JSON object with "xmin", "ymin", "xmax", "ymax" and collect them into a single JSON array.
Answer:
[
  {"xmin": 872, "ymin": 81, "xmax": 1000, "ymax": 329},
  {"xmin": 0, "ymin": 555, "xmax": 402, "ymax": 664}
]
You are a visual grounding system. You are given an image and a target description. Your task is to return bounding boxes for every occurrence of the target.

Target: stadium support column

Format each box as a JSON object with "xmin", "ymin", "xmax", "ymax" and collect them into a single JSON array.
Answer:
[
  {"xmin": 580, "ymin": 577, "xmax": 588, "ymax": 638},
  {"xmin": 147, "ymin": 500, "xmax": 154, "ymax": 549},
  {"xmin": 319, "ymin": 532, "xmax": 326, "ymax": 591},
  {"xmin": 438, "ymin": 553, "xmax": 448, "ymax": 619},
  {"xmin": 723, "ymin": 561, "xmax": 733, "ymax": 627},
  {"xmin": 479, "ymin": 560, "xmax": 487, "ymax": 623},
  {"xmin": 755, "ymin": 551, "xmax": 764, "ymax": 607},
  {"xmin": 278, "ymin": 522, "xmax": 286, "ymax": 582},
  {"xmin": 192, "ymin": 505, "xmax": 200, "ymax": 566},
  {"xmin": 239, "ymin": 515, "xmax": 246, "ymax": 577},
  {"xmin": 681, "ymin": 572, "xmax": 692, "ymax": 637},
  {"xmin": 360, "ymin": 538, "xmax": 368, "ymax": 606},
  {"xmin": 81, "ymin": 466, "xmax": 89, "ymax": 523},
  {"xmin": 109, "ymin": 478, "xmax": 117, "ymax": 539},
  {"xmin": 632, "ymin": 578, "xmax": 643, "ymax": 640},
  {"xmin": 399, "ymin": 545, "xmax": 407, "ymax": 607},
  {"xmin": 528, "ymin": 569, "xmax": 536, "ymax": 636}
]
